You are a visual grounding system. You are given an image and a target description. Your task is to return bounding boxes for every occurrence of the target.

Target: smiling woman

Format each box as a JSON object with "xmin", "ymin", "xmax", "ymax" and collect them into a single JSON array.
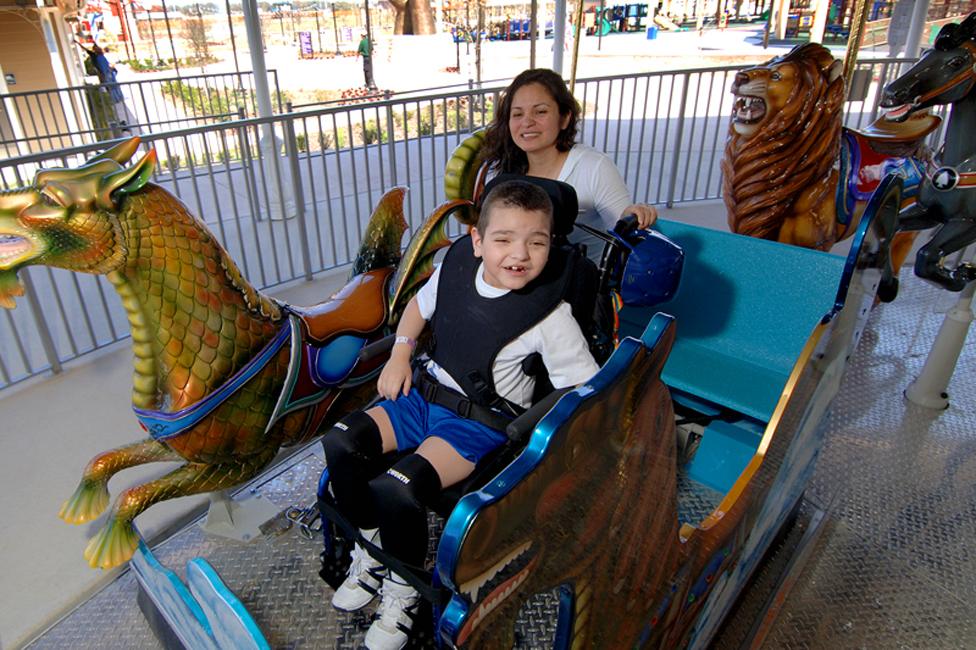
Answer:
[{"xmin": 478, "ymin": 68, "xmax": 658, "ymax": 260}]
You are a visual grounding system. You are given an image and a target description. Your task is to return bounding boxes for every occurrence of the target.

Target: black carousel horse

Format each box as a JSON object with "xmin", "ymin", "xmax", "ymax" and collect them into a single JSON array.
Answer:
[{"xmin": 882, "ymin": 12, "xmax": 976, "ymax": 291}]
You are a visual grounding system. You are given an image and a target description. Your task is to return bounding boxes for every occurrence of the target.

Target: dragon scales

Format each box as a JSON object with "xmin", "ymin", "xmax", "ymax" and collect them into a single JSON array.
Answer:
[{"xmin": 0, "ymin": 137, "xmax": 457, "ymax": 569}]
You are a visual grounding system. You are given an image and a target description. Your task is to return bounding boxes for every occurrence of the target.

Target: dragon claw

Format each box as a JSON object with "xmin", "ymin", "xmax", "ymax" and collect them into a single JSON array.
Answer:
[
  {"xmin": 83, "ymin": 517, "xmax": 140, "ymax": 569},
  {"xmin": 0, "ymin": 270, "xmax": 25, "ymax": 309},
  {"xmin": 59, "ymin": 479, "xmax": 110, "ymax": 524}
]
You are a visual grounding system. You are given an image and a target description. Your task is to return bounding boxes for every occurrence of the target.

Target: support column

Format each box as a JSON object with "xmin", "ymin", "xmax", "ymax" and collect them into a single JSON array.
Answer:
[
  {"xmin": 39, "ymin": 9, "xmax": 86, "ymax": 148},
  {"xmin": 902, "ymin": 0, "xmax": 931, "ymax": 58},
  {"xmin": 530, "ymin": 0, "xmax": 538, "ymax": 69},
  {"xmin": 773, "ymin": 0, "xmax": 789, "ymax": 40},
  {"xmin": 553, "ymin": 0, "xmax": 567, "ymax": 74},
  {"xmin": 905, "ymin": 280, "xmax": 976, "ymax": 410},
  {"xmin": 809, "ymin": 0, "xmax": 830, "ymax": 43},
  {"xmin": 242, "ymin": 0, "xmax": 294, "ymax": 220}
]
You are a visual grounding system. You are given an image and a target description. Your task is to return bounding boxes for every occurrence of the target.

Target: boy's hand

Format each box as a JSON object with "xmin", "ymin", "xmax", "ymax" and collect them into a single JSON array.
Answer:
[{"xmin": 377, "ymin": 347, "xmax": 412, "ymax": 400}]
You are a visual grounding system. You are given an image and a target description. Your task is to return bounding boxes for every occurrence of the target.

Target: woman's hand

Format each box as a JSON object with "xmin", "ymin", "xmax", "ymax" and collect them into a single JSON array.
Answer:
[
  {"xmin": 623, "ymin": 204, "xmax": 658, "ymax": 230},
  {"xmin": 377, "ymin": 347, "xmax": 413, "ymax": 400}
]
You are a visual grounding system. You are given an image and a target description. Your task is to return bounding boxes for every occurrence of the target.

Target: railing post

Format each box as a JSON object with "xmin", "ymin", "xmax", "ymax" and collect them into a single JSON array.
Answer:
[
  {"xmin": 236, "ymin": 107, "xmax": 262, "ymax": 224},
  {"xmin": 467, "ymin": 78, "xmax": 475, "ymax": 131},
  {"xmin": 273, "ymin": 70, "xmax": 284, "ymax": 113},
  {"xmin": 283, "ymin": 113, "xmax": 313, "ymax": 281},
  {"xmin": 385, "ymin": 99, "xmax": 398, "ymax": 187},
  {"xmin": 666, "ymin": 72, "xmax": 691, "ymax": 209},
  {"xmin": 20, "ymin": 268, "xmax": 62, "ymax": 375}
]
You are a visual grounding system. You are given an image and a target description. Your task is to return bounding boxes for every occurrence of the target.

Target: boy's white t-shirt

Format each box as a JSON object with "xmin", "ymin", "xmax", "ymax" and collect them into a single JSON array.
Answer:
[{"xmin": 416, "ymin": 263, "xmax": 600, "ymax": 409}]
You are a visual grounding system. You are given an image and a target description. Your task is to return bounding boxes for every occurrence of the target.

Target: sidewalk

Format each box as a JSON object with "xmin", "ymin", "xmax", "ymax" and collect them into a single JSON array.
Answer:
[{"xmin": 124, "ymin": 25, "xmax": 809, "ymax": 103}]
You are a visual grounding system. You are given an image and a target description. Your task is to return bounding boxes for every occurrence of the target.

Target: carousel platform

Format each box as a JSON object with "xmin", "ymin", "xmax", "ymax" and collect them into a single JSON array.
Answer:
[{"xmin": 9, "ymin": 205, "xmax": 976, "ymax": 648}]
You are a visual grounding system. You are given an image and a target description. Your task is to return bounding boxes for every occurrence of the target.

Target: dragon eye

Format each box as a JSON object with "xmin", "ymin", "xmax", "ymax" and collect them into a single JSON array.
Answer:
[
  {"xmin": 771, "ymin": 71, "xmax": 782, "ymax": 81},
  {"xmin": 948, "ymin": 56, "xmax": 966, "ymax": 69},
  {"xmin": 39, "ymin": 185, "xmax": 69, "ymax": 209}
]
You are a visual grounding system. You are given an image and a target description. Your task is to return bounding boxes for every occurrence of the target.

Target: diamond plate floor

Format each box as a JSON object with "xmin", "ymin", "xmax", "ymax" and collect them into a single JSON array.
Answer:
[
  {"xmin": 715, "ymin": 274, "xmax": 976, "ymax": 649},
  {"xmin": 25, "ymin": 273, "xmax": 976, "ymax": 649}
]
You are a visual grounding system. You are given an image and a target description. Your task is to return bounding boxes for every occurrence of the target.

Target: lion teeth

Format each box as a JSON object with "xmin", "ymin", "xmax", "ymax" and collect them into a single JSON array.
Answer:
[
  {"xmin": 460, "ymin": 541, "xmax": 531, "ymax": 603},
  {"xmin": 733, "ymin": 95, "xmax": 765, "ymax": 122}
]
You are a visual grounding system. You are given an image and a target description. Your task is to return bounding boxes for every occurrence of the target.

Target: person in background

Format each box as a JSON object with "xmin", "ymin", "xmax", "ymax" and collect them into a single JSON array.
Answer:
[
  {"xmin": 77, "ymin": 40, "xmax": 124, "ymax": 104},
  {"xmin": 357, "ymin": 31, "xmax": 377, "ymax": 91},
  {"xmin": 478, "ymin": 68, "xmax": 658, "ymax": 260}
]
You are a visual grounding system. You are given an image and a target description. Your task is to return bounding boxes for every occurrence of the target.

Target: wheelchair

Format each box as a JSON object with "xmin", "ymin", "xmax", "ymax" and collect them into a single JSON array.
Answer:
[{"xmin": 315, "ymin": 174, "xmax": 683, "ymax": 647}]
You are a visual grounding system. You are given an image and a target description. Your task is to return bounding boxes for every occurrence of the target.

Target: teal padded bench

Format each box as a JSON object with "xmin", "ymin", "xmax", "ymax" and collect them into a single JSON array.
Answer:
[{"xmin": 619, "ymin": 220, "xmax": 847, "ymax": 424}]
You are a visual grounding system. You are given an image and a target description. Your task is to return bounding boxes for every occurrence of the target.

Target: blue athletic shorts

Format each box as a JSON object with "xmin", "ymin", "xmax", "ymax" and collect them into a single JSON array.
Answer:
[{"xmin": 378, "ymin": 388, "xmax": 508, "ymax": 464}]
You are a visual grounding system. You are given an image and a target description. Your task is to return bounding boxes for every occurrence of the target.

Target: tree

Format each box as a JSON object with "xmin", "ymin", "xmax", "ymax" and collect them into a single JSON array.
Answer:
[
  {"xmin": 388, "ymin": 0, "xmax": 435, "ymax": 34},
  {"xmin": 184, "ymin": 5, "xmax": 212, "ymax": 66}
]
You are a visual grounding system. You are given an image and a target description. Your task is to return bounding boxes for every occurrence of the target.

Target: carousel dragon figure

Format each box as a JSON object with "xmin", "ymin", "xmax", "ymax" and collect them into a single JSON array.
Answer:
[
  {"xmin": 882, "ymin": 12, "xmax": 976, "ymax": 290},
  {"xmin": 0, "ymin": 137, "xmax": 460, "ymax": 569},
  {"xmin": 722, "ymin": 42, "xmax": 937, "ymax": 259}
]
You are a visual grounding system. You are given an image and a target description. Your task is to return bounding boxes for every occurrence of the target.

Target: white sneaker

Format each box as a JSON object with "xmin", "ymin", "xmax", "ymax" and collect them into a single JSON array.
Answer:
[
  {"xmin": 332, "ymin": 530, "xmax": 384, "ymax": 612},
  {"xmin": 364, "ymin": 573, "xmax": 420, "ymax": 650}
]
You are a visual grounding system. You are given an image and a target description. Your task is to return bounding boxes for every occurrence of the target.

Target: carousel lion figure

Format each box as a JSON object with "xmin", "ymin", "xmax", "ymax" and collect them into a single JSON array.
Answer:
[{"xmin": 722, "ymin": 43, "xmax": 846, "ymax": 249}]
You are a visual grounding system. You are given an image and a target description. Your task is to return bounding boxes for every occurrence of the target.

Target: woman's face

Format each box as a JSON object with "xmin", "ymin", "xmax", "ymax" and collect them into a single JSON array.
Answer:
[{"xmin": 508, "ymin": 82, "xmax": 571, "ymax": 156}]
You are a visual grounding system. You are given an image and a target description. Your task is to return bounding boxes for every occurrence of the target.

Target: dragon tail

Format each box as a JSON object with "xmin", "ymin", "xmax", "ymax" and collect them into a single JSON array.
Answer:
[
  {"xmin": 351, "ymin": 187, "xmax": 409, "ymax": 277},
  {"xmin": 388, "ymin": 200, "xmax": 470, "ymax": 325},
  {"xmin": 444, "ymin": 129, "xmax": 487, "ymax": 224}
]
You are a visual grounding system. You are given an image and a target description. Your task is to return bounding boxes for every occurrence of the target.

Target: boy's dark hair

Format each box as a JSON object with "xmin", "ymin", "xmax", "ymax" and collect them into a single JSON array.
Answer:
[{"xmin": 478, "ymin": 180, "xmax": 554, "ymax": 235}]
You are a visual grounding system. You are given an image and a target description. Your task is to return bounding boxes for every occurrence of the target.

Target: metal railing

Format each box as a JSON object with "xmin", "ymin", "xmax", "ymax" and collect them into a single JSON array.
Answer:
[
  {"xmin": 0, "ymin": 70, "xmax": 283, "ymax": 157},
  {"xmin": 0, "ymin": 58, "xmax": 935, "ymax": 392}
]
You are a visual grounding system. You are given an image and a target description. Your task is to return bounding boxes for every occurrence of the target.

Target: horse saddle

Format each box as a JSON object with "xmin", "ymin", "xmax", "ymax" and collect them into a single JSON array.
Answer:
[
  {"xmin": 852, "ymin": 112, "xmax": 942, "ymax": 144},
  {"xmin": 837, "ymin": 129, "xmax": 930, "ymax": 226}
]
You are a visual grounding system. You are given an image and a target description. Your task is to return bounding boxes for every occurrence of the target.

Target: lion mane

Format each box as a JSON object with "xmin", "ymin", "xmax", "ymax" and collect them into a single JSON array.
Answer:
[{"xmin": 722, "ymin": 43, "xmax": 845, "ymax": 245}]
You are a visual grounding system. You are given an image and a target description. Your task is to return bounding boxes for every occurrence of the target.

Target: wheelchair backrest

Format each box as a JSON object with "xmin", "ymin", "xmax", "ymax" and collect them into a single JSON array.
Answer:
[{"xmin": 479, "ymin": 173, "xmax": 580, "ymax": 241}]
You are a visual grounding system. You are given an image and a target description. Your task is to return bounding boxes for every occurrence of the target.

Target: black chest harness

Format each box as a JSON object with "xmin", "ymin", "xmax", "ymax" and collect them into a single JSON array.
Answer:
[{"xmin": 419, "ymin": 235, "xmax": 570, "ymax": 430}]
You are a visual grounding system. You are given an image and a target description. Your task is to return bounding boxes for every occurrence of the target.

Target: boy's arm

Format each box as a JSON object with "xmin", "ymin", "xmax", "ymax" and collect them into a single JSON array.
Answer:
[
  {"xmin": 377, "ymin": 296, "xmax": 426, "ymax": 400},
  {"xmin": 536, "ymin": 303, "xmax": 600, "ymax": 389}
]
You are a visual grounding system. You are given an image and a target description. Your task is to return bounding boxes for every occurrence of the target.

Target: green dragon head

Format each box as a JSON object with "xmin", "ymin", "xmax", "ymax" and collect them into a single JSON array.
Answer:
[{"xmin": 0, "ymin": 137, "xmax": 155, "ymax": 308}]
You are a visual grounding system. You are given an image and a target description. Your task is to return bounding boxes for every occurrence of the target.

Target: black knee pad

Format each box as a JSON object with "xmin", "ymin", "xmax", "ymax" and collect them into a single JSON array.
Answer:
[
  {"xmin": 370, "ymin": 454, "xmax": 442, "ymax": 566},
  {"xmin": 321, "ymin": 411, "xmax": 383, "ymax": 530},
  {"xmin": 321, "ymin": 410, "xmax": 382, "ymax": 467}
]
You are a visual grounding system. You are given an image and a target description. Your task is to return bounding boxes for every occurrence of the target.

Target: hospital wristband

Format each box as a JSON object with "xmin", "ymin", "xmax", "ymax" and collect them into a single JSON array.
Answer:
[{"xmin": 394, "ymin": 335, "xmax": 417, "ymax": 350}]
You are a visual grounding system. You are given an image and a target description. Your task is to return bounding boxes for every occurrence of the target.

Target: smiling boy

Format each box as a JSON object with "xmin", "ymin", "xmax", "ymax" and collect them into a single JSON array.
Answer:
[{"xmin": 320, "ymin": 180, "xmax": 599, "ymax": 649}]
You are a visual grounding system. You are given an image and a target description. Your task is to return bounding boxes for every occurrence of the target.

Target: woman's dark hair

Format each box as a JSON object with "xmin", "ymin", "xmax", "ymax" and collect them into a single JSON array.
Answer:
[{"xmin": 478, "ymin": 68, "xmax": 581, "ymax": 175}]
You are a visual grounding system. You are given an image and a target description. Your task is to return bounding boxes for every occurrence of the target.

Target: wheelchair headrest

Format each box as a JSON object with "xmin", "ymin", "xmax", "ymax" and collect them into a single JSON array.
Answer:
[
  {"xmin": 480, "ymin": 173, "xmax": 579, "ymax": 239},
  {"xmin": 614, "ymin": 229, "xmax": 684, "ymax": 306}
]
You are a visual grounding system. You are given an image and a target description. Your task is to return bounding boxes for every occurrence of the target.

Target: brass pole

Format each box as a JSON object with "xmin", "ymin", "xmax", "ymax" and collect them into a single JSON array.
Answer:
[
  {"xmin": 842, "ymin": 0, "xmax": 869, "ymax": 89},
  {"xmin": 569, "ymin": 0, "xmax": 585, "ymax": 93}
]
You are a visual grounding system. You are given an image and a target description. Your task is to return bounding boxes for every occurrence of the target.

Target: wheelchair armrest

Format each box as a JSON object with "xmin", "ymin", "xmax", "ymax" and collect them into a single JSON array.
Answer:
[
  {"xmin": 358, "ymin": 333, "xmax": 395, "ymax": 363},
  {"xmin": 505, "ymin": 387, "xmax": 572, "ymax": 443}
]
